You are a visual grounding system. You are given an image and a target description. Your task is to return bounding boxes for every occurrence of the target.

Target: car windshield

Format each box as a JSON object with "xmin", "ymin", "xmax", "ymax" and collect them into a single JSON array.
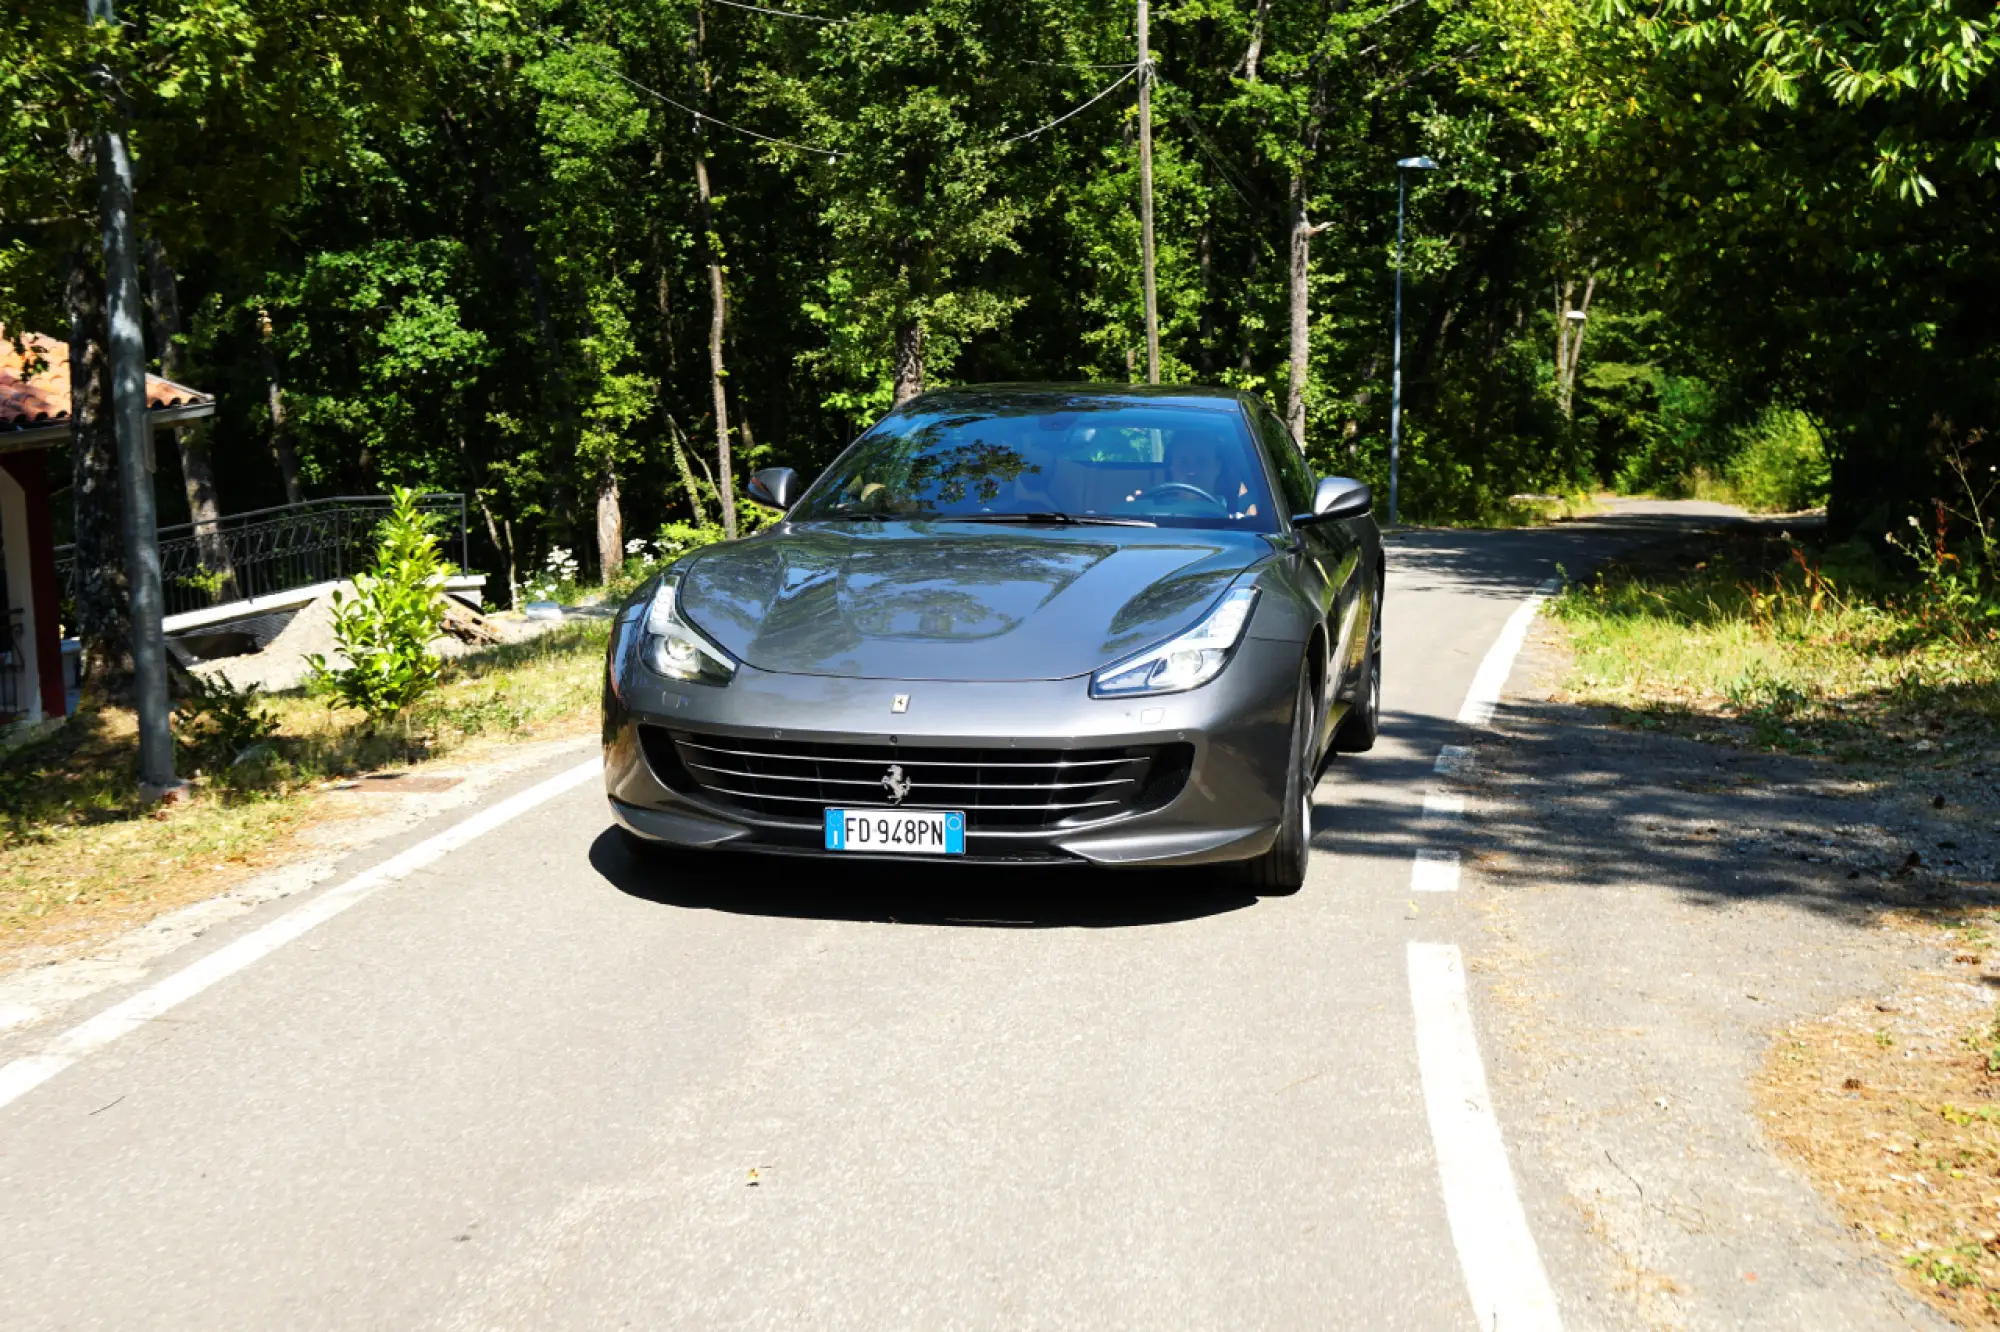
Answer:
[{"xmin": 790, "ymin": 398, "xmax": 1281, "ymax": 532}]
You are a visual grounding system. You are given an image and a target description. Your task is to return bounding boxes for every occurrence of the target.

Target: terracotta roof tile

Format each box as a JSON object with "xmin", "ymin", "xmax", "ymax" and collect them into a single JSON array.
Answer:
[{"xmin": 1, "ymin": 328, "xmax": 214, "ymax": 434}]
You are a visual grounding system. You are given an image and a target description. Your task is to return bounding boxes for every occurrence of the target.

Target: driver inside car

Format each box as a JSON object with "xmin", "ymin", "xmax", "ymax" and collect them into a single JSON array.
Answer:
[{"xmin": 1125, "ymin": 429, "xmax": 1259, "ymax": 519}]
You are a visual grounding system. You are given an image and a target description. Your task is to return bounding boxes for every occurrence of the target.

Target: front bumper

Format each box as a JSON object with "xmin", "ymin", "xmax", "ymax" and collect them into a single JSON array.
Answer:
[{"xmin": 601, "ymin": 632, "xmax": 1301, "ymax": 867}]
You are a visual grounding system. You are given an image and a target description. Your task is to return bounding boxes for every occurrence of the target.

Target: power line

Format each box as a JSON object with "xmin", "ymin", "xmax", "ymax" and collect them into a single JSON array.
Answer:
[
  {"xmin": 546, "ymin": 33, "xmax": 841, "ymax": 158},
  {"xmin": 1002, "ymin": 63, "xmax": 1140, "ymax": 144},
  {"xmin": 1153, "ymin": 76, "xmax": 1267, "ymax": 206},
  {"xmin": 548, "ymin": 35, "xmax": 1139, "ymax": 158},
  {"xmin": 708, "ymin": 0, "xmax": 850, "ymax": 24},
  {"xmin": 1143, "ymin": 75, "xmax": 1282, "ymax": 257}
]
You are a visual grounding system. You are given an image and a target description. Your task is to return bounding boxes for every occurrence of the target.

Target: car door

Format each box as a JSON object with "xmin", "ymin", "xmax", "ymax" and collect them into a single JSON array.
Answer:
[{"xmin": 1248, "ymin": 403, "xmax": 1362, "ymax": 734}]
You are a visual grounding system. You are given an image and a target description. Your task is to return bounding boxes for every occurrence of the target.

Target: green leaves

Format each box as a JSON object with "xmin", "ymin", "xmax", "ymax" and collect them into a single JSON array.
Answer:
[{"xmin": 308, "ymin": 487, "xmax": 455, "ymax": 723}]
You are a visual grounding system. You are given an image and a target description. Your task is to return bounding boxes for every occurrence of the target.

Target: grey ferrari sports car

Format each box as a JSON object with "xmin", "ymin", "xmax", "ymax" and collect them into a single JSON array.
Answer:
[{"xmin": 602, "ymin": 384, "xmax": 1382, "ymax": 892}]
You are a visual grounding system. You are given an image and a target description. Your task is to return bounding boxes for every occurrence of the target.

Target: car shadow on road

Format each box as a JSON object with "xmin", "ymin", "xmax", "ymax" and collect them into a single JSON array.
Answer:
[{"xmin": 587, "ymin": 828, "xmax": 1260, "ymax": 928}]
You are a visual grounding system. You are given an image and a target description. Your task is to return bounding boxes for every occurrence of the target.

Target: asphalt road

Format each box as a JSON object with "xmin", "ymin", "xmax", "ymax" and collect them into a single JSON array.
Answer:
[{"xmin": 0, "ymin": 502, "xmax": 1739, "ymax": 1331}]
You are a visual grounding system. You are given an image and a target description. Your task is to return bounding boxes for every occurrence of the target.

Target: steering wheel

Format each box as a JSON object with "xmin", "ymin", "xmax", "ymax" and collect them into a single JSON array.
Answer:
[{"xmin": 1136, "ymin": 481, "xmax": 1224, "ymax": 509}]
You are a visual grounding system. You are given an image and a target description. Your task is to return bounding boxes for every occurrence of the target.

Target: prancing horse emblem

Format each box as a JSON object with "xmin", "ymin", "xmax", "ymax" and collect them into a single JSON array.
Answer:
[
  {"xmin": 891, "ymin": 694, "xmax": 910, "ymax": 714},
  {"xmin": 881, "ymin": 764, "xmax": 912, "ymax": 805}
]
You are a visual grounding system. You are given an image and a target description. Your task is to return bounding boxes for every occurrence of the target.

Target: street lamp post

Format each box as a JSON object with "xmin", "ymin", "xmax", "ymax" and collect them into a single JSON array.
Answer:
[{"xmin": 1387, "ymin": 155, "xmax": 1437, "ymax": 527}]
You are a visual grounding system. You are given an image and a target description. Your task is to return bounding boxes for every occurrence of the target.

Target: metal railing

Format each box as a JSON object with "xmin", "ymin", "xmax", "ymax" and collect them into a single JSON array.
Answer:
[
  {"xmin": 55, "ymin": 494, "xmax": 469, "ymax": 619},
  {"xmin": 1, "ymin": 606, "xmax": 24, "ymax": 719}
]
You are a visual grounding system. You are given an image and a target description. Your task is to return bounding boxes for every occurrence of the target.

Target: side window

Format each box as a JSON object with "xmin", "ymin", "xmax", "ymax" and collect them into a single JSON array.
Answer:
[{"xmin": 1250, "ymin": 404, "xmax": 1315, "ymax": 514}]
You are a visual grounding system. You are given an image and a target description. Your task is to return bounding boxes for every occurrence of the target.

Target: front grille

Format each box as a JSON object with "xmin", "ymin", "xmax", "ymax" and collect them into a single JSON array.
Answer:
[{"xmin": 639, "ymin": 726, "xmax": 1192, "ymax": 833}]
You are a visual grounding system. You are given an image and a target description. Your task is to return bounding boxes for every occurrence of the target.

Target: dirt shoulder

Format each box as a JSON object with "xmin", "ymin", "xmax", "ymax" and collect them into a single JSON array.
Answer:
[
  {"xmin": 1466, "ymin": 621, "xmax": 2000, "ymax": 1330},
  {"xmin": 0, "ymin": 733, "xmax": 596, "ymax": 1043},
  {"xmin": 1, "ymin": 620, "xmax": 608, "ymax": 971}
]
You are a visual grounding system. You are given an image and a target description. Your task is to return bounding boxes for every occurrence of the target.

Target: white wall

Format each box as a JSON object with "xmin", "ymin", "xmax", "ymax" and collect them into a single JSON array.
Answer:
[{"xmin": 0, "ymin": 466, "xmax": 42, "ymax": 724}]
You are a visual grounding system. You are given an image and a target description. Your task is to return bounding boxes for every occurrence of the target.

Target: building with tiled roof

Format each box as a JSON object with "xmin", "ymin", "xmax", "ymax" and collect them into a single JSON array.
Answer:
[
  {"xmin": 2, "ymin": 331, "xmax": 215, "ymax": 448},
  {"xmin": 2, "ymin": 330, "xmax": 216, "ymax": 726}
]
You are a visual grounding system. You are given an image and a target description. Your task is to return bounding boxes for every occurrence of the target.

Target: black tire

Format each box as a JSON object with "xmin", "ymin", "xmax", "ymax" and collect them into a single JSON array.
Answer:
[
  {"xmin": 1240, "ymin": 666, "xmax": 1315, "ymax": 895},
  {"xmin": 1333, "ymin": 592, "xmax": 1383, "ymax": 754}
]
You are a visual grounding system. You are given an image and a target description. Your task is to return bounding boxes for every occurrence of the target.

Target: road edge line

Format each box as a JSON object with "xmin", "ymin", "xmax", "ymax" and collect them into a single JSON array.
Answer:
[
  {"xmin": 0, "ymin": 756, "xmax": 605, "ymax": 1114},
  {"xmin": 1456, "ymin": 576, "xmax": 1561, "ymax": 726},
  {"xmin": 1408, "ymin": 941, "xmax": 1564, "ymax": 1331}
]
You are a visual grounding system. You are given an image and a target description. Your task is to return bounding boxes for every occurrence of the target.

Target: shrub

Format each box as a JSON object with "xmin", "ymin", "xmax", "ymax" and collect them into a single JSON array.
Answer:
[
  {"xmin": 308, "ymin": 488, "xmax": 453, "ymax": 724},
  {"xmin": 174, "ymin": 675, "xmax": 279, "ymax": 776},
  {"xmin": 522, "ymin": 546, "xmax": 581, "ymax": 603},
  {"xmin": 1725, "ymin": 409, "xmax": 1830, "ymax": 513}
]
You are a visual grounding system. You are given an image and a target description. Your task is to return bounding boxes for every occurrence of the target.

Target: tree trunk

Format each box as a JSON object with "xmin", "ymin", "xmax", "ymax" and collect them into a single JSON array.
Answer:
[
  {"xmin": 1552, "ymin": 278, "xmax": 1570, "ymax": 416},
  {"xmin": 665, "ymin": 414, "xmax": 708, "ymax": 526},
  {"xmin": 892, "ymin": 320, "xmax": 926, "ymax": 404},
  {"xmin": 1136, "ymin": 0, "xmax": 1160, "ymax": 384},
  {"xmin": 1343, "ymin": 353, "xmax": 1382, "ymax": 460},
  {"xmin": 144, "ymin": 238, "xmax": 235, "ymax": 601},
  {"xmin": 255, "ymin": 306, "xmax": 305, "ymax": 503},
  {"xmin": 502, "ymin": 517, "xmax": 519, "ymax": 609},
  {"xmin": 1239, "ymin": 242, "xmax": 1259, "ymax": 375},
  {"xmin": 652, "ymin": 145, "xmax": 677, "ymax": 368},
  {"xmin": 1196, "ymin": 164, "xmax": 1215, "ymax": 377},
  {"xmin": 66, "ymin": 247, "xmax": 132, "ymax": 700},
  {"xmin": 1554, "ymin": 272, "xmax": 1596, "ymax": 419},
  {"xmin": 1240, "ymin": 0, "xmax": 1270, "ymax": 82},
  {"xmin": 476, "ymin": 495, "xmax": 518, "ymax": 610},
  {"xmin": 690, "ymin": 7, "xmax": 737, "ymax": 540},
  {"xmin": 596, "ymin": 467, "xmax": 623, "ymax": 585},
  {"xmin": 1285, "ymin": 176, "xmax": 1318, "ymax": 442}
]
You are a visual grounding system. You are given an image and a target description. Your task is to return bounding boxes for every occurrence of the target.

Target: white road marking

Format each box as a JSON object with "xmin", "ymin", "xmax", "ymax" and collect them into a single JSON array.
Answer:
[
  {"xmin": 1434, "ymin": 745, "xmax": 1475, "ymax": 777},
  {"xmin": 1408, "ymin": 942, "xmax": 1564, "ymax": 1331},
  {"xmin": 1411, "ymin": 848, "xmax": 1462, "ymax": 893},
  {"xmin": 1456, "ymin": 577, "xmax": 1562, "ymax": 727},
  {"xmin": 0, "ymin": 757, "xmax": 605, "ymax": 1114},
  {"xmin": 1422, "ymin": 792, "xmax": 1466, "ymax": 821}
]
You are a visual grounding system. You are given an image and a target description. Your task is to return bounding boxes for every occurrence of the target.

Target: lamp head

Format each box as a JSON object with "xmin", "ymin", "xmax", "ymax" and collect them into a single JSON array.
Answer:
[{"xmin": 1396, "ymin": 156, "xmax": 1439, "ymax": 170}]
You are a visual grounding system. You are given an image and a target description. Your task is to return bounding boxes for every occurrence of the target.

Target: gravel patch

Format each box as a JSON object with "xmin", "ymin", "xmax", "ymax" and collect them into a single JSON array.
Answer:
[
  {"xmin": 1462, "ymin": 622, "xmax": 1989, "ymax": 1330},
  {"xmin": 186, "ymin": 588, "xmax": 582, "ymax": 694}
]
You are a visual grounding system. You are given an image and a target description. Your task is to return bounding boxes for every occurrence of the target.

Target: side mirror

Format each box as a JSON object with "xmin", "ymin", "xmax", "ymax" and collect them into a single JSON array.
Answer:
[
  {"xmin": 748, "ymin": 466, "xmax": 802, "ymax": 511},
  {"xmin": 1297, "ymin": 476, "xmax": 1372, "ymax": 524}
]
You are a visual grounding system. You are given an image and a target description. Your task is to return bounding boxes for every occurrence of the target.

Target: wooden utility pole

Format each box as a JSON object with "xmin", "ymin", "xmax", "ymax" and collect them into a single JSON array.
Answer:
[
  {"xmin": 1136, "ymin": 0, "xmax": 1160, "ymax": 384},
  {"xmin": 86, "ymin": 0, "xmax": 178, "ymax": 796}
]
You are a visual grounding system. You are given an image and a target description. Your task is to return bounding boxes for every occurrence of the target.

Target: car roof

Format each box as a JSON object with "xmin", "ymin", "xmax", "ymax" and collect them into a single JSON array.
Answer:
[{"xmin": 895, "ymin": 383, "xmax": 1258, "ymax": 415}]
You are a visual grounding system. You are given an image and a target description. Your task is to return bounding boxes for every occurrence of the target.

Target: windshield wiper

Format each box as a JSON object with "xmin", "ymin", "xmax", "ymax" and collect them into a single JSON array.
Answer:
[{"xmin": 951, "ymin": 511, "xmax": 1157, "ymax": 528}]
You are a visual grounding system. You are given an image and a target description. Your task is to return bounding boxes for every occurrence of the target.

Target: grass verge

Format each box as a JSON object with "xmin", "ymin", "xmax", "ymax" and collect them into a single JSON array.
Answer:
[
  {"xmin": 0, "ymin": 620, "xmax": 610, "ymax": 965},
  {"xmin": 1548, "ymin": 524, "xmax": 2000, "ymax": 766}
]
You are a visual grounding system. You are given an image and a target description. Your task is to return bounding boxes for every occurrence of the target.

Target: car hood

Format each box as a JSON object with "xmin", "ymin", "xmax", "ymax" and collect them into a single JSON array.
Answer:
[{"xmin": 676, "ymin": 522, "xmax": 1272, "ymax": 681}]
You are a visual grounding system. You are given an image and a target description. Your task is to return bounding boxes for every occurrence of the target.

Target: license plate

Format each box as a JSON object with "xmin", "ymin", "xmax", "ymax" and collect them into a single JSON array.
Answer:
[{"xmin": 824, "ymin": 807, "xmax": 966, "ymax": 855}]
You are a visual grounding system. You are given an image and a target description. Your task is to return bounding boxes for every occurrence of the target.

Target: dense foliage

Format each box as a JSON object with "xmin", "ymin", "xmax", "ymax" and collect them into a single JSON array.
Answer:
[{"xmin": 2, "ymin": 0, "xmax": 1994, "ymax": 594}]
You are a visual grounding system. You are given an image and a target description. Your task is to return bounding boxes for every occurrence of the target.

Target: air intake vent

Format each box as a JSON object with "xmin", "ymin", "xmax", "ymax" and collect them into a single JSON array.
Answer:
[{"xmin": 639, "ymin": 727, "xmax": 1192, "ymax": 833}]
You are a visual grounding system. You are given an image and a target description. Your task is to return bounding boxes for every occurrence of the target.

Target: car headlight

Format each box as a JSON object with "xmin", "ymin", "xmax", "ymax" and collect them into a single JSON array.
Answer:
[
  {"xmin": 1091, "ymin": 587, "xmax": 1259, "ymax": 698},
  {"xmin": 641, "ymin": 575, "xmax": 736, "ymax": 685}
]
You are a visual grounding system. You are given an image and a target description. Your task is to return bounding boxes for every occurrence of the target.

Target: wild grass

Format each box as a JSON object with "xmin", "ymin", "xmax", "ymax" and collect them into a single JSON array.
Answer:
[
  {"xmin": 0, "ymin": 620, "xmax": 610, "ymax": 960},
  {"xmin": 1550, "ymin": 526, "xmax": 2000, "ymax": 762},
  {"xmin": 1410, "ymin": 488, "xmax": 1606, "ymax": 529}
]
